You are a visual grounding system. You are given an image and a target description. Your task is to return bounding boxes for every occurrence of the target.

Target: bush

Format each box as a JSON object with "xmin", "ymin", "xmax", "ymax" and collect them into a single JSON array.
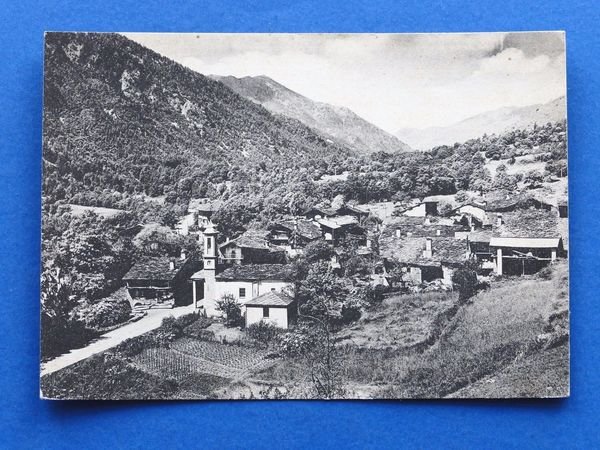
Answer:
[
  {"xmin": 174, "ymin": 312, "xmax": 201, "ymax": 329},
  {"xmin": 246, "ymin": 321, "xmax": 282, "ymax": 346},
  {"xmin": 354, "ymin": 284, "xmax": 385, "ymax": 309},
  {"xmin": 41, "ymin": 313, "xmax": 96, "ymax": 360},
  {"xmin": 183, "ymin": 315, "xmax": 214, "ymax": 339},
  {"xmin": 75, "ymin": 299, "xmax": 132, "ymax": 330},
  {"xmin": 278, "ymin": 325, "xmax": 318, "ymax": 357},
  {"xmin": 216, "ymin": 294, "xmax": 243, "ymax": 327},
  {"xmin": 451, "ymin": 268, "xmax": 479, "ymax": 302},
  {"xmin": 537, "ymin": 265, "xmax": 553, "ymax": 280},
  {"xmin": 341, "ymin": 298, "xmax": 362, "ymax": 324}
]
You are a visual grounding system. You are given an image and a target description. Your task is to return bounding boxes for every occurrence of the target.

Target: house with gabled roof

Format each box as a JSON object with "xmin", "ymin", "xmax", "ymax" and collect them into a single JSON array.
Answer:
[
  {"xmin": 385, "ymin": 216, "xmax": 467, "ymax": 239},
  {"xmin": 219, "ymin": 229, "xmax": 287, "ymax": 265},
  {"xmin": 244, "ymin": 291, "xmax": 297, "ymax": 329},
  {"xmin": 488, "ymin": 209, "xmax": 564, "ymax": 275},
  {"xmin": 379, "ymin": 225, "xmax": 470, "ymax": 285},
  {"xmin": 123, "ymin": 252, "xmax": 198, "ymax": 310},
  {"xmin": 267, "ymin": 218, "xmax": 323, "ymax": 253}
]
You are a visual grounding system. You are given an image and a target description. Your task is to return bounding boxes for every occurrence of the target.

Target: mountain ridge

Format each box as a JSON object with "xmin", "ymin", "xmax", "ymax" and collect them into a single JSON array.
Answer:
[
  {"xmin": 396, "ymin": 96, "xmax": 566, "ymax": 151},
  {"xmin": 43, "ymin": 33, "xmax": 356, "ymax": 201},
  {"xmin": 212, "ymin": 74, "xmax": 412, "ymax": 155}
]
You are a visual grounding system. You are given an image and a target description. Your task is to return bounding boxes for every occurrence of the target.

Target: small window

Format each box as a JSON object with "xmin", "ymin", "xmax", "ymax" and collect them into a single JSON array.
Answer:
[
  {"xmin": 262, "ymin": 307, "xmax": 270, "ymax": 318},
  {"xmin": 207, "ymin": 238, "xmax": 212, "ymax": 250},
  {"xmin": 271, "ymin": 288, "xmax": 276, "ymax": 292},
  {"xmin": 239, "ymin": 288, "xmax": 246, "ymax": 298}
]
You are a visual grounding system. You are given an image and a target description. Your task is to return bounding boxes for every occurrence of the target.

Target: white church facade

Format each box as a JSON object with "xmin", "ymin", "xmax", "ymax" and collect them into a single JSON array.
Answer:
[{"xmin": 190, "ymin": 226, "xmax": 296, "ymax": 327}]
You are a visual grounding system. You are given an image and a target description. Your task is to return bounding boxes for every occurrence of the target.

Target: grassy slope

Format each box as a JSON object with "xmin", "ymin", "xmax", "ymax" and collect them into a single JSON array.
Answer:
[
  {"xmin": 379, "ymin": 261, "xmax": 569, "ymax": 398},
  {"xmin": 336, "ymin": 292, "xmax": 458, "ymax": 350},
  {"xmin": 260, "ymin": 262, "xmax": 568, "ymax": 399}
]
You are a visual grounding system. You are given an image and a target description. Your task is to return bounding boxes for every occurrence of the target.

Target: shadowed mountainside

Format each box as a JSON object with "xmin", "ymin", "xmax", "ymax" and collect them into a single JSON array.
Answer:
[
  {"xmin": 213, "ymin": 74, "xmax": 412, "ymax": 155},
  {"xmin": 43, "ymin": 33, "xmax": 355, "ymax": 201}
]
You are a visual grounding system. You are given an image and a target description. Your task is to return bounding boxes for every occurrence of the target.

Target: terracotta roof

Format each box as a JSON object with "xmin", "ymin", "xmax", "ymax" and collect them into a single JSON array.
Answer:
[
  {"xmin": 492, "ymin": 209, "xmax": 559, "ymax": 238},
  {"xmin": 244, "ymin": 291, "xmax": 295, "ymax": 307},
  {"xmin": 380, "ymin": 236, "xmax": 468, "ymax": 267},
  {"xmin": 123, "ymin": 257, "xmax": 187, "ymax": 281},
  {"xmin": 215, "ymin": 264, "xmax": 293, "ymax": 281}
]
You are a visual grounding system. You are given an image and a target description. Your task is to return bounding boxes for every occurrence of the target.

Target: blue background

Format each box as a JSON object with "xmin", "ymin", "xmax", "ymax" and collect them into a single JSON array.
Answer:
[{"xmin": 1, "ymin": 1, "xmax": 599, "ymax": 448}]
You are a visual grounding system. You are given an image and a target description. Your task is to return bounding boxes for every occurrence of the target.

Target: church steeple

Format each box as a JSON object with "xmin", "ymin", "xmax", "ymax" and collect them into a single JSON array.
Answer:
[{"xmin": 203, "ymin": 225, "xmax": 218, "ymax": 272}]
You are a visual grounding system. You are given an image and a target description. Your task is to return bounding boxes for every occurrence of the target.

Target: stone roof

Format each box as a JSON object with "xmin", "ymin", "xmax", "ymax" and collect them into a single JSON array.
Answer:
[
  {"xmin": 492, "ymin": 209, "xmax": 560, "ymax": 238},
  {"xmin": 381, "ymin": 216, "xmax": 465, "ymax": 239},
  {"xmin": 123, "ymin": 257, "xmax": 187, "ymax": 281},
  {"xmin": 244, "ymin": 291, "xmax": 295, "ymax": 307},
  {"xmin": 317, "ymin": 215, "xmax": 359, "ymax": 229},
  {"xmin": 270, "ymin": 219, "xmax": 322, "ymax": 240},
  {"xmin": 379, "ymin": 236, "xmax": 468, "ymax": 267},
  {"xmin": 188, "ymin": 198, "xmax": 223, "ymax": 213},
  {"xmin": 215, "ymin": 264, "xmax": 293, "ymax": 281},
  {"xmin": 221, "ymin": 229, "xmax": 282, "ymax": 251}
]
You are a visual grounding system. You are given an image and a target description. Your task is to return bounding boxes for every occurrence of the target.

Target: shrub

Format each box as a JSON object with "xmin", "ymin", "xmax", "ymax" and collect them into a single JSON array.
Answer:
[
  {"xmin": 183, "ymin": 315, "xmax": 214, "ymax": 340},
  {"xmin": 41, "ymin": 313, "xmax": 96, "ymax": 360},
  {"xmin": 537, "ymin": 265, "xmax": 553, "ymax": 280},
  {"xmin": 354, "ymin": 284, "xmax": 385, "ymax": 309},
  {"xmin": 451, "ymin": 268, "xmax": 478, "ymax": 302},
  {"xmin": 340, "ymin": 298, "xmax": 362, "ymax": 324},
  {"xmin": 216, "ymin": 294, "xmax": 243, "ymax": 327},
  {"xmin": 247, "ymin": 321, "xmax": 282, "ymax": 346},
  {"xmin": 174, "ymin": 312, "xmax": 200, "ymax": 329},
  {"xmin": 278, "ymin": 325, "xmax": 318, "ymax": 357},
  {"xmin": 75, "ymin": 299, "xmax": 132, "ymax": 330}
]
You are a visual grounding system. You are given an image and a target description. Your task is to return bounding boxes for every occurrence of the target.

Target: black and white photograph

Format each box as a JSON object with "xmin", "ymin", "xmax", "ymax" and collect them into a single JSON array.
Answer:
[{"xmin": 40, "ymin": 32, "xmax": 569, "ymax": 400}]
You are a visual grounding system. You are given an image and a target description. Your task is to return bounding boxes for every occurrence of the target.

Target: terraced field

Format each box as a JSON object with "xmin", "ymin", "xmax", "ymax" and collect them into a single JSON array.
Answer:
[{"xmin": 131, "ymin": 338, "xmax": 272, "ymax": 381}]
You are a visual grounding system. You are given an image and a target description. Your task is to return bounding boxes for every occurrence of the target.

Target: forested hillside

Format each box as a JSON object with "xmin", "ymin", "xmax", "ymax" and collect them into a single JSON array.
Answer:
[
  {"xmin": 43, "ymin": 33, "xmax": 354, "ymax": 206},
  {"xmin": 214, "ymin": 75, "xmax": 412, "ymax": 155}
]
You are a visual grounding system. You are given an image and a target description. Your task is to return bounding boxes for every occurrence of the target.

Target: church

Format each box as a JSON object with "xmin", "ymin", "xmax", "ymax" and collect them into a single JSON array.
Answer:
[{"xmin": 190, "ymin": 226, "xmax": 296, "ymax": 327}]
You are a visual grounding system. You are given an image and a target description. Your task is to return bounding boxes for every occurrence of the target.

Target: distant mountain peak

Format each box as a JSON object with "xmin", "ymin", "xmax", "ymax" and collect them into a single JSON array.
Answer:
[
  {"xmin": 212, "ymin": 74, "xmax": 412, "ymax": 155},
  {"xmin": 396, "ymin": 96, "xmax": 566, "ymax": 151}
]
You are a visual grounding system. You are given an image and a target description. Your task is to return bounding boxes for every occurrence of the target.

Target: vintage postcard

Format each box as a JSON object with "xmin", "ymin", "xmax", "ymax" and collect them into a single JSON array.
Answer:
[{"xmin": 40, "ymin": 32, "xmax": 568, "ymax": 400}]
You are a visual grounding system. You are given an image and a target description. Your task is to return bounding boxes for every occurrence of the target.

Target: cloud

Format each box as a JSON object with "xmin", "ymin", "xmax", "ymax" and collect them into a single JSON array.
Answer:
[
  {"xmin": 125, "ymin": 33, "xmax": 566, "ymax": 132},
  {"xmin": 475, "ymin": 48, "xmax": 552, "ymax": 75}
]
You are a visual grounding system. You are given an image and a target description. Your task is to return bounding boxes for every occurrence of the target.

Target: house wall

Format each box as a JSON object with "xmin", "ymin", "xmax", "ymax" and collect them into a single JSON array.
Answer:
[
  {"xmin": 442, "ymin": 266, "xmax": 454, "ymax": 285},
  {"xmin": 202, "ymin": 278, "xmax": 293, "ymax": 317},
  {"xmin": 458, "ymin": 205, "xmax": 487, "ymax": 223},
  {"xmin": 404, "ymin": 203, "xmax": 427, "ymax": 217},
  {"xmin": 246, "ymin": 305, "xmax": 290, "ymax": 328}
]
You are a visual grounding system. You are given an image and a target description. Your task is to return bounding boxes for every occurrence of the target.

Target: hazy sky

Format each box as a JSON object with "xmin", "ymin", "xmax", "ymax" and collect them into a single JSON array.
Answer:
[{"xmin": 125, "ymin": 32, "xmax": 566, "ymax": 133}]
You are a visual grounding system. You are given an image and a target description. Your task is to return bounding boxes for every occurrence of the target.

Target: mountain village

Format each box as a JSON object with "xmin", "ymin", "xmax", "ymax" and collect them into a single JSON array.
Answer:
[
  {"xmin": 40, "ymin": 33, "xmax": 569, "ymax": 400},
  {"xmin": 122, "ymin": 189, "xmax": 568, "ymax": 330}
]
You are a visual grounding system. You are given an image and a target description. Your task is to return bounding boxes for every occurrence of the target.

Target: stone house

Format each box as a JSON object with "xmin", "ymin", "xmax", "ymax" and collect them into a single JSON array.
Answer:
[{"xmin": 122, "ymin": 252, "xmax": 197, "ymax": 310}]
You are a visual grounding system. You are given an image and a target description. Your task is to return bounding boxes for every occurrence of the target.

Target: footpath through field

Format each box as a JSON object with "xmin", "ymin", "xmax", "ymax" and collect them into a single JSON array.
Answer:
[{"xmin": 40, "ymin": 304, "xmax": 197, "ymax": 376}]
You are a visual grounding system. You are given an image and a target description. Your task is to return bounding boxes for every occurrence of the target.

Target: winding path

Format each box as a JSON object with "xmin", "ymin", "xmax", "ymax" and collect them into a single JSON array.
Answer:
[{"xmin": 40, "ymin": 304, "xmax": 197, "ymax": 376}]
